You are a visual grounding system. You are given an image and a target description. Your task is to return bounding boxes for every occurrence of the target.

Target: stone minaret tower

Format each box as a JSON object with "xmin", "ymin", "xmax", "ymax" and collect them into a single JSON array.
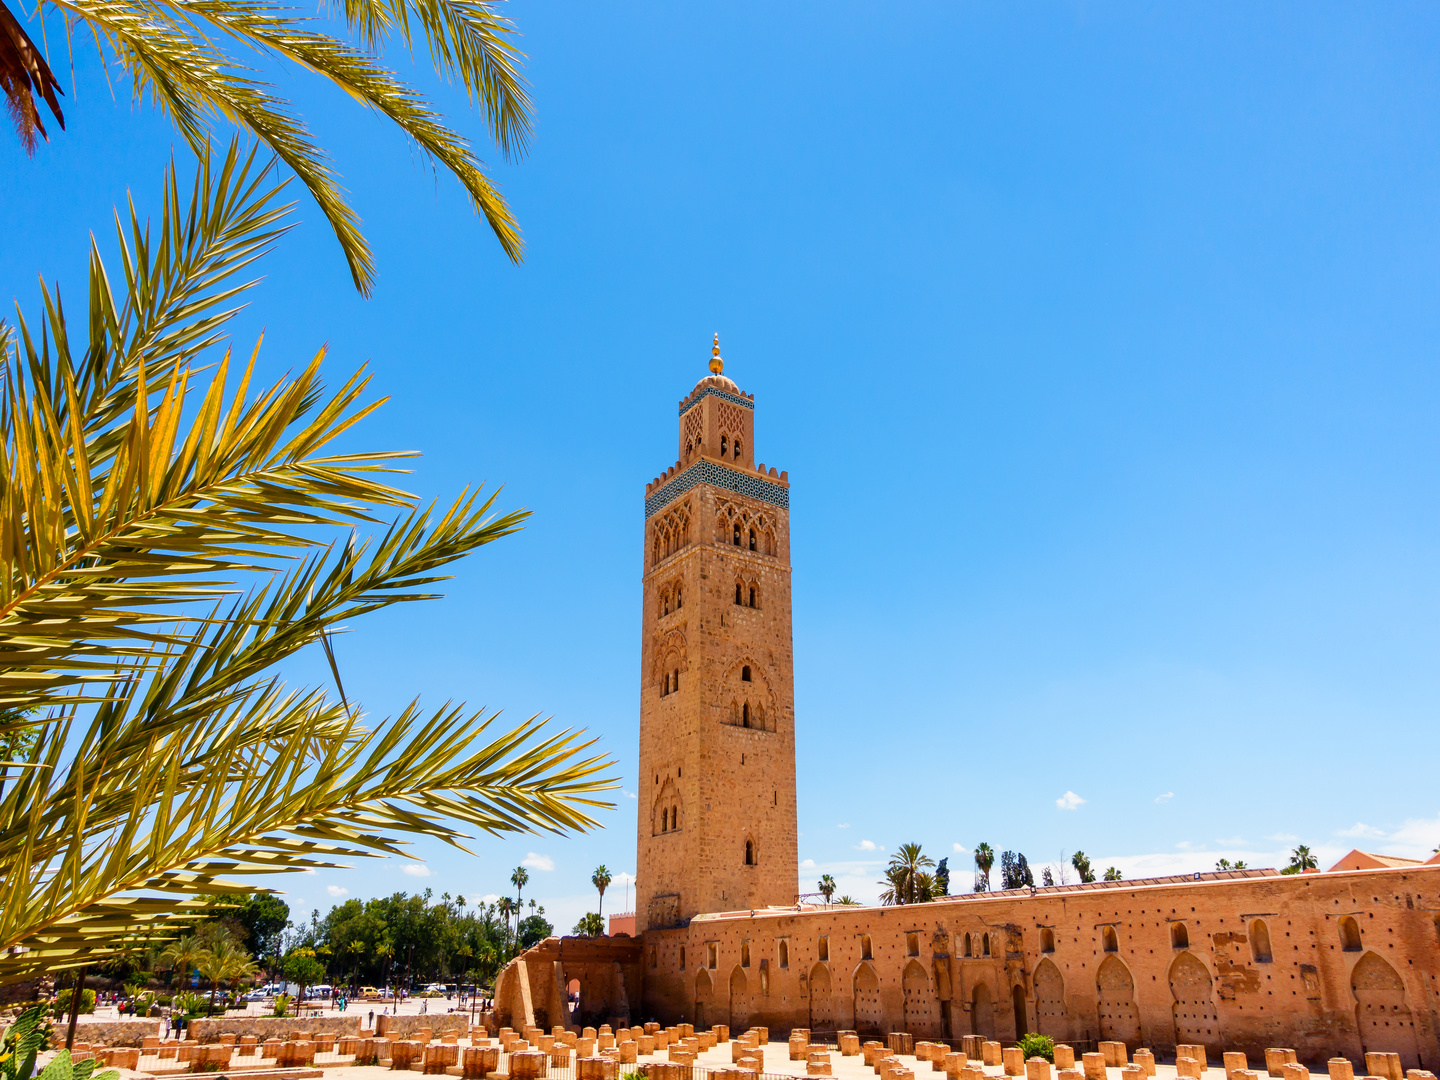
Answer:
[{"xmin": 636, "ymin": 336, "xmax": 798, "ymax": 930}]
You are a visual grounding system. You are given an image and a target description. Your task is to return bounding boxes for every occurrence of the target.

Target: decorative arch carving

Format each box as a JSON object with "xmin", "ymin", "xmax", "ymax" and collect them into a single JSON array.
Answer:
[
  {"xmin": 652, "ymin": 628, "xmax": 688, "ymax": 697},
  {"xmin": 722, "ymin": 657, "xmax": 777, "ymax": 731},
  {"xmin": 651, "ymin": 500, "xmax": 693, "ymax": 566},
  {"xmin": 714, "ymin": 500, "xmax": 777, "ymax": 555},
  {"xmin": 652, "ymin": 778, "xmax": 682, "ymax": 836}
]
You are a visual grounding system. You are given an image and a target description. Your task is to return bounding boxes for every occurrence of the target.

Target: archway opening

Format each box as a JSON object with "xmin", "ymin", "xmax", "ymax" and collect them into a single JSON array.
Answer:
[{"xmin": 1012, "ymin": 984, "xmax": 1028, "ymax": 1038}]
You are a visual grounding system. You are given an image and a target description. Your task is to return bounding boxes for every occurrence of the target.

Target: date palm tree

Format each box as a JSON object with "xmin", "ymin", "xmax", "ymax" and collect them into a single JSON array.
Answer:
[
  {"xmin": 1288, "ymin": 845, "xmax": 1318, "ymax": 873},
  {"xmin": 817, "ymin": 874, "xmax": 836, "ymax": 906},
  {"xmin": 197, "ymin": 935, "xmax": 257, "ymax": 1012},
  {"xmin": 0, "ymin": 145, "xmax": 616, "ymax": 982},
  {"xmin": 591, "ymin": 865, "xmax": 611, "ymax": 923},
  {"xmin": 0, "ymin": 0, "xmax": 532, "ymax": 296},
  {"xmin": 160, "ymin": 936, "xmax": 203, "ymax": 994},
  {"xmin": 510, "ymin": 865, "xmax": 529, "ymax": 934},
  {"xmin": 973, "ymin": 843, "xmax": 995, "ymax": 892}
]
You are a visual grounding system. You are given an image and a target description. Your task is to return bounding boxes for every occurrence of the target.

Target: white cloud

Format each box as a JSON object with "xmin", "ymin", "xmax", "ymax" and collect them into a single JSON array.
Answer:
[
  {"xmin": 800, "ymin": 859, "xmax": 816, "ymax": 869},
  {"xmin": 1369, "ymin": 812, "xmax": 1440, "ymax": 860},
  {"xmin": 1154, "ymin": 792, "xmax": 1174, "ymax": 803},
  {"xmin": 1267, "ymin": 832, "xmax": 1299, "ymax": 843},
  {"xmin": 326, "ymin": 885, "xmax": 349, "ymax": 898},
  {"xmin": 302, "ymin": 869, "xmax": 318, "ymax": 876},
  {"xmin": 1175, "ymin": 840, "xmax": 1204, "ymax": 851},
  {"xmin": 1337, "ymin": 822, "xmax": 1385, "ymax": 839},
  {"xmin": 1056, "ymin": 790, "xmax": 1086, "ymax": 811},
  {"xmin": 855, "ymin": 840, "xmax": 878, "ymax": 852},
  {"xmin": 522, "ymin": 852, "xmax": 555, "ymax": 871},
  {"xmin": 403, "ymin": 863, "xmax": 432, "ymax": 878},
  {"xmin": 953, "ymin": 843, "xmax": 969, "ymax": 854},
  {"xmin": 623, "ymin": 791, "xmax": 637, "ymax": 800},
  {"xmin": 480, "ymin": 893, "xmax": 501, "ymax": 904},
  {"xmin": 837, "ymin": 823, "xmax": 850, "ymax": 829},
  {"xmin": 612, "ymin": 871, "xmax": 636, "ymax": 887},
  {"xmin": 1216, "ymin": 837, "xmax": 1249, "ymax": 846}
]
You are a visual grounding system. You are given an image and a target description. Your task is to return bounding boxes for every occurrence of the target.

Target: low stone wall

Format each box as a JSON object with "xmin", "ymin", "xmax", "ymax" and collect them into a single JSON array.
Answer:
[
  {"xmin": 69, "ymin": 1020, "xmax": 163, "ymax": 1047},
  {"xmin": 188, "ymin": 1016, "xmax": 361, "ymax": 1043},
  {"xmin": 375, "ymin": 1014, "xmax": 470, "ymax": 1038}
]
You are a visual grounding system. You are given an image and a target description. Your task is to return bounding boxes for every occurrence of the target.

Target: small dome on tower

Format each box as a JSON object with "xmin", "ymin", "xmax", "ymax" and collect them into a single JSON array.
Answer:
[{"xmin": 692, "ymin": 333, "xmax": 739, "ymax": 394}]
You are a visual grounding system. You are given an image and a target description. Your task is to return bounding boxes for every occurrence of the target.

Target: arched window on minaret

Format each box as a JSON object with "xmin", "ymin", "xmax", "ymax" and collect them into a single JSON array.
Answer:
[
  {"xmin": 734, "ymin": 438, "xmax": 743, "ymax": 460},
  {"xmin": 745, "ymin": 838, "xmax": 757, "ymax": 866},
  {"xmin": 748, "ymin": 586, "xmax": 756, "ymax": 608},
  {"xmin": 741, "ymin": 666, "xmax": 751, "ymax": 682},
  {"xmin": 742, "ymin": 702, "xmax": 751, "ymax": 728},
  {"xmin": 720, "ymin": 435, "xmax": 728, "ymax": 456},
  {"xmin": 734, "ymin": 583, "xmax": 742, "ymax": 605},
  {"xmin": 675, "ymin": 584, "xmax": 682, "ymax": 608},
  {"xmin": 673, "ymin": 668, "xmax": 680, "ymax": 692},
  {"xmin": 748, "ymin": 529, "xmax": 756, "ymax": 551},
  {"xmin": 732, "ymin": 524, "xmax": 741, "ymax": 546}
]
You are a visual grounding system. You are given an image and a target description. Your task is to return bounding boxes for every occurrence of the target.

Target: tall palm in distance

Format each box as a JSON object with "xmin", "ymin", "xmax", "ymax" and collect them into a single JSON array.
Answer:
[
  {"xmin": 510, "ymin": 865, "xmax": 529, "ymax": 948},
  {"xmin": 974, "ymin": 843, "xmax": 995, "ymax": 893},
  {"xmin": 817, "ymin": 874, "xmax": 836, "ymax": 906},
  {"xmin": 591, "ymin": 866, "xmax": 611, "ymax": 924},
  {"xmin": 1288, "ymin": 845, "xmax": 1318, "ymax": 873},
  {"xmin": 880, "ymin": 843, "xmax": 934, "ymax": 905},
  {"xmin": 0, "ymin": 0, "xmax": 532, "ymax": 295}
]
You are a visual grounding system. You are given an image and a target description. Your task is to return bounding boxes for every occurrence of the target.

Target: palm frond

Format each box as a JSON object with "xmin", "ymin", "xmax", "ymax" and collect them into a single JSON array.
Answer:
[
  {"xmin": 0, "ymin": 145, "xmax": 616, "ymax": 984},
  {"xmin": 0, "ymin": 0, "xmax": 65, "ymax": 152}
]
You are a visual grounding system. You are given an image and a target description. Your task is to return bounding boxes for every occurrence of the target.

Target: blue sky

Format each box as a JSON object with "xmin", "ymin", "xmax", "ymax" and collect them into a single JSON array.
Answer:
[{"xmin": 5, "ymin": 1, "xmax": 1440, "ymax": 932}]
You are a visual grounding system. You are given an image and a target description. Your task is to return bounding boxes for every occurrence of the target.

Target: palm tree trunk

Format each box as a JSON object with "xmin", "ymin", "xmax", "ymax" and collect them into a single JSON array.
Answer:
[{"xmin": 65, "ymin": 967, "xmax": 87, "ymax": 1049}]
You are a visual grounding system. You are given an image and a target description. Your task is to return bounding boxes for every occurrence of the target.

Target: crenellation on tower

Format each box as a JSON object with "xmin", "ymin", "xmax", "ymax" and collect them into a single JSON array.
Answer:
[{"xmin": 637, "ymin": 337, "xmax": 799, "ymax": 932}]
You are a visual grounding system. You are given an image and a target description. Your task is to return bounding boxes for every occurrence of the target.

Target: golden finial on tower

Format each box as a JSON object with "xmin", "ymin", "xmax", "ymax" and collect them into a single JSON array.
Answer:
[{"xmin": 709, "ymin": 333, "xmax": 724, "ymax": 374}]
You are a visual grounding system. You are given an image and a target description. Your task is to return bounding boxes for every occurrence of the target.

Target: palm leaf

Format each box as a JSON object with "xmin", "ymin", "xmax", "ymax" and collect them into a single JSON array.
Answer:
[{"xmin": 0, "ymin": 145, "xmax": 617, "ymax": 983}]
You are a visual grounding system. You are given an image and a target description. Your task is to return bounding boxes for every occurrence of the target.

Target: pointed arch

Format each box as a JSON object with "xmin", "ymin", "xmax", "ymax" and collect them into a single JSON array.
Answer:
[
  {"xmin": 1169, "ymin": 951, "xmax": 1217, "ymax": 1051},
  {"xmin": 1033, "ymin": 958, "xmax": 1065, "ymax": 1037},
  {"xmin": 902, "ymin": 957, "xmax": 939, "ymax": 1038},
  {"xmin": 808, "ymin": 962, "xmax": 833, "ymax": 1030},
  {"xmin": 1352, "ymin": 951, "xmax": 1420, "ymax": 1066},
  {"xmin": 693, "ymin": 966, "xmax": 712, "ymax": 1029},
  {"xmin": 852, "ymin": 961, "xmax": 881, "ymax": 1036},
  {"xmin": 969, "ymin": 981, "xmax": 994, "ymax": 1039},
  {"xmin": 1096, "ymin": 955, "xmax": 1140, "ymax": 1047},
  {"xmin": 728, "ymin": 964, "xmax": 750, "ymax": 1029}
]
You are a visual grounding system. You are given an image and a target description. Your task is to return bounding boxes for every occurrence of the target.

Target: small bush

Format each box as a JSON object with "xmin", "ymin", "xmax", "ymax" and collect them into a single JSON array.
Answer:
[
  {"xmin": 1017, "ymin": 1034, "xmax": 1054, "ymax": 1063},
  {"xmin": 50, "ymin": 990, "xmax": 97, "ymax": 1019}
]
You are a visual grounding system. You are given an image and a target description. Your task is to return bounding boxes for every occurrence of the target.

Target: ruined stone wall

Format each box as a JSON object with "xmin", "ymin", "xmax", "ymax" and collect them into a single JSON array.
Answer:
[
  {"xmin": 188, "ymin": 1016, "xmax": 361, "ymax": 1043},
  {"xmin": 639, "ymin": 866, "xmax": 1440, "ymax": 1069},
  {"xmin": 493, "ymin": 937, "xmax": 643, "ymax": 1033}
]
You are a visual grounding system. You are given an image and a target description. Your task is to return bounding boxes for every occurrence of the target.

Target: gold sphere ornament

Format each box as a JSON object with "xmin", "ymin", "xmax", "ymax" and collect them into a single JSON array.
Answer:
[{"xmin": 709, "ymin": 333, "xmax": 724, "ymax": 374}]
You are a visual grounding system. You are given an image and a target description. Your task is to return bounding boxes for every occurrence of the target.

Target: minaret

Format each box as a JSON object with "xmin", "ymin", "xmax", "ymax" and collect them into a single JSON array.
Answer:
[{"xmin": 636, "ymin": 336, "xmax": 798, "ymax": 930}]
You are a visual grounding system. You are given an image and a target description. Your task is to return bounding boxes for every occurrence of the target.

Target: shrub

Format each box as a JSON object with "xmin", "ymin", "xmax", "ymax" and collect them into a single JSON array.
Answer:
[
  {"xmin": 1017, "ymin": 1034, "xmax": 1054, "ymax": 1063},
  {"xmin": 50, "ymin": 990, "xmax": 96, "ymax": 1019}
]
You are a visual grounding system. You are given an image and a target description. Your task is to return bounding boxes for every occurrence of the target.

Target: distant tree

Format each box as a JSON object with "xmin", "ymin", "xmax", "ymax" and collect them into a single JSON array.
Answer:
[
  {"xmin": 592, "ymin": 866, "xmax": 612, "ymax": 920},
  {"xmin": 1285, "ymin": 845, "xmax": 1317, "ymax": 875},
  {"xmin": 1000, "ymin": 851, "xmax": 1032, "ymax": 890},
  {"xmin": 573, "ymin": 913, "xmax": 604, "ymax": 938},
  {"xmin": 882, "ymin": 843, "xmax": 934, "ymax": 905},
  {"xmin": 817, "ymin": 875, "xmax": 837, "ymax": 905},
  {"xmin": 836, "ymin": 896, "xmax": 860, "ymax": 906},
  {"xmin": 933, "ymin": 859, "xmax": 950, "ymax": 897},
  {"xmin": 1041, "ymin": 867, "xmax": 1054, "ymax": 887},
  {"xmin": 1216, "ymin": 858, "xmax": 1248, "ymax": 872},
  {"xmin": 516, "ymin": 912, "xmax": 553, "ymax": 950},
  {"xmin": 1071, "ymin": 851, "xmax": 1096, "ymax": 884},
  {"xmin": 1103, "ymin": 867, "xmax": 1122, "ymax": 881},
  {"xmin": 973, "ymin": 843, "xmax": 995, "ymax": 892},
  {"xmin": 511, "ymin": 866, "xmax": 530, "ymax": 922}
]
